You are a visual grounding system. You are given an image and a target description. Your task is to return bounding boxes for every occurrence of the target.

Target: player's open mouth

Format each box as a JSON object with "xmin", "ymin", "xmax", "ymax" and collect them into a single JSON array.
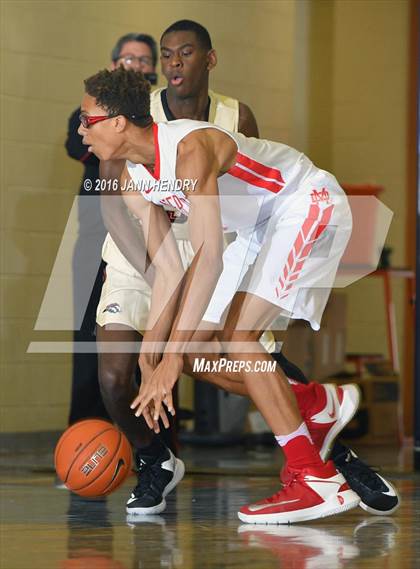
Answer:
[{"xmin": 170, "ymin": 76, "xmax": 184, "ymax": 86}]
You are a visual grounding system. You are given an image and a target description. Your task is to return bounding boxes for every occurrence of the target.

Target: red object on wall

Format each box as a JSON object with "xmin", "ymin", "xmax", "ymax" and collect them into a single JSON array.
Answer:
[{"xmin": 340, "ymin": 184, "xmax": 385, "ymax": 268}]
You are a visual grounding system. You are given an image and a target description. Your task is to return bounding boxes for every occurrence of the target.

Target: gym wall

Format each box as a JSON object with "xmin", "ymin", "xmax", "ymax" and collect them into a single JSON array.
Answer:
[{"xmin": 0, "ymin": 0, "xmax": 410, "ymax": 432}]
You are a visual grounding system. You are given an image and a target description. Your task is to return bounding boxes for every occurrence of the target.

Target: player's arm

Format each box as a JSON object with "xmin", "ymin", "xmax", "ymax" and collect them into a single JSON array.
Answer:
[
  {"xmin": 106, "ymin": 162, "xmax": 185, "ymax": 344},
  {"xmin": 121, "ymin": 184, "xmax": 185, "ymax": 347},
  {"xmin": 168, "ymin": 137, "xmax": 224, "ymax": 341},
  {"xmin": 131, "ymin": 130, "xmax": 234, "ymax": 421},
  {"xmin": 100, "ymin": 160, "xmax": 155, "ymax": 286},
  {"xmin": 120, "ymin": 174, "xmax": 185, "ymax": 371},
  {"xmin": 238, "ymin": 102, "xmax": 259, "ymax": 138}
]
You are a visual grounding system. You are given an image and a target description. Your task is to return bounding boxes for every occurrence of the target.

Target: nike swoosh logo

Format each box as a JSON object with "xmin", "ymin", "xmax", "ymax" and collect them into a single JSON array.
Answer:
[
  {"xmin": 249, "ymin": 498, "xmax": 300, "ymax": 512},
  {"xmin": 110, "ymin": 459, "xmax": 125, "ymax": 483},
  {"xmin": 161, "ymin": 458, "xmax": 175, "ymax": 472},
  {"xmin": 377, "ymin": 474, "xmax": 397, "ymax": 496},
  {"xmin": 310, "ymin": 385, "xmax": 339, "ymax": 424}
]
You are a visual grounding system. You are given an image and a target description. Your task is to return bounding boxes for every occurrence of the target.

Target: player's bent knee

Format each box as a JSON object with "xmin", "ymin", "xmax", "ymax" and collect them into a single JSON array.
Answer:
[
  {"xmin": 220, "ymin": 328, "xmax": 261, "ymax": 354},
  {"xmin": 98, "ymin": 364, "xmax": 133, "ymax": 397}
]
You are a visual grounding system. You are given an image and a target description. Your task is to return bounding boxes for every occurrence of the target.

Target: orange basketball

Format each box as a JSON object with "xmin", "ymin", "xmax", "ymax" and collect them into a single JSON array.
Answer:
[{"xmin": 54, "ymin": 419, "xmax": 132, "ymax": 497}]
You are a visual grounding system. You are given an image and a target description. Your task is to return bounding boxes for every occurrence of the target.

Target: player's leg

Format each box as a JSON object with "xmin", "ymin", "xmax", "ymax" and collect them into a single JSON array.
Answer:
[
  {"xmin": 180, "ymin": 309, "xmax": 359, "ymax": 523},
  {"xmin": 271, "ymin": 352, "xmax": 400, "ymax": 515},
  {"xmin": 69, "ymin": 332, "xmax": 110, "ymax": 423},
  {"xmin": 183, "ymin": 335, "xmax": 398, "ymax": 516},
  {"xmin": 215, "ymin": 291, "xmax": 359, "ymax": 524},
  {"xmin": 97, "ymin": 323, "xmax": 184, "ymax": 515},
  {"xmin": 181, "ymin": 326, "xmax": 398, "ymax": 516},
  {"xmin": 219, "ymin": 291, "xmax": 358, "ymax": 460},
  {"xmin": 184, "ymin": 326, "xmax": 356, "ymax": 462},
  {"xmin": 69, "ymin": 260, "xmax": 110, "ymax": 424},
  {"xmin": 176, "ymin": 188, "xmax": 360, "ymax": 521},
  {"xmin": 96, "ymin": 323, "xmax": 149, "ymax": 446},
  {"xmin": 96, "ymin": 260, "xmax": 185, "ymax": 515}
]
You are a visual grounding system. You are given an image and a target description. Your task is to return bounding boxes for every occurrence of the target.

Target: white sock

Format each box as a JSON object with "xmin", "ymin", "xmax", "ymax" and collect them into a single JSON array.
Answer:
[{"xmin": 275, "ymin": 422, "xmax": 313, "ymax": 447}]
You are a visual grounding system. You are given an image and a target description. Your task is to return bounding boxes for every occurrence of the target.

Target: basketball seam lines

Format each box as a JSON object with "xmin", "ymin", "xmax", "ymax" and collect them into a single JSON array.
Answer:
[
  {"xmin": 73, "ymin": 429, "xmax": 122, "ymax": 493},
  {"xmin": 63, "ymin": 426, "xmax": 114, "ymax": 486}
]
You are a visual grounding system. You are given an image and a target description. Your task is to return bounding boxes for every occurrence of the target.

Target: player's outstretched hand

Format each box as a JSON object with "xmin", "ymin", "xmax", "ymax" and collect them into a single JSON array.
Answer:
[
  {"xmin": 140, "ymin": 401, "xmax": 169, "ymax": 433},
  {"xmin": 130, "ymin": 355, "xmax": 183, "ymax": 428},
  {"xmin": 137, "ymin": 355, "xmax": 166, "ymax": 432}
]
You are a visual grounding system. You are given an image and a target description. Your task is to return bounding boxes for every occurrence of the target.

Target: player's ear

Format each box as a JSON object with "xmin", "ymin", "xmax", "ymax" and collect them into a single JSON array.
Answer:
[
  {"xmin": 114, "ymin": 115, "xmax": 128, "ymax": 132},
  {"xmin": 207, "ymin": 49, "xmax": 217, "ymax": 71}
]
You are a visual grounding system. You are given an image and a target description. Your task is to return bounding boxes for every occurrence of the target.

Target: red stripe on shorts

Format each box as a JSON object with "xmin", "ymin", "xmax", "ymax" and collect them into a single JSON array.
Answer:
[{"xmin": 276, "ymin": 203, "xmax": 335, "ymax": 300}]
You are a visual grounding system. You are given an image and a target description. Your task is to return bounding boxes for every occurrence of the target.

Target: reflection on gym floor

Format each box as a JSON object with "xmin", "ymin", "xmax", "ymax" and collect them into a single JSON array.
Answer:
[{"xmin": 1, "ymin": 468, "xmax": 418, "ymax": 569}]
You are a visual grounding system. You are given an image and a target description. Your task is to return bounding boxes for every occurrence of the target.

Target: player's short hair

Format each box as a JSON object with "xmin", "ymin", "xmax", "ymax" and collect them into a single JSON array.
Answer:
[
  {"xmin": 84, "ymin": 67, "xmax": 152, "ymax": 127},
  {"xmin": 111, "ymin": 33, "xmax": 158, "ymax": 66},
  {"xmin": 161, "ymin": 20, "xmax": 212, "ymax": 51}
]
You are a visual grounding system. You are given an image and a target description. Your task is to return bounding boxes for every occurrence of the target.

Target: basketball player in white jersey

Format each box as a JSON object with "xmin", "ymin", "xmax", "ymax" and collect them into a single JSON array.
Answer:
[
  {"xmin": 95, "ymin": 20, "xmax": 360, "ymax": 520},
  {"xmin": 95, "ymin": 20, "xmax": 270, "ymax": 515},
  {"xmin": 78, "ymin": 66, "xmax": 364, "ymax": 524},
  {"xmin": 94, "ymin": 22, "xmax": 399, "ymax": 519}
]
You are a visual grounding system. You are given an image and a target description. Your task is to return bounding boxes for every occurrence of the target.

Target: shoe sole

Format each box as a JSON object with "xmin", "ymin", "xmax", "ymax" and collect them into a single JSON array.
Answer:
[
  {"xmin": 126, "ymin": 457, "xmax": 185, "ymax": 515},
  {"xmin": 360, "ymin": 499, "xmax": 400, "ymax": 516},
  {"xmin": 238, "ymin": 489, "xmax": 360, "ymax": 525},
  {"xmin": 126, "ymin": 498, "xmax": 167, "ymax": 515},
  {"xmin": 320, "ymin": 384, "xmax": 361, "ymax": 461}
]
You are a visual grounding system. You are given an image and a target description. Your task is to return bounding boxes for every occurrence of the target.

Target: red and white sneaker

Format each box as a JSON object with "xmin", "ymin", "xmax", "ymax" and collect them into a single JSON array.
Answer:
[
  {"xmin": 238, "ymin": 461, "xmax": 360, "ymax": 525},
  {"xmin": 308, "ymin": 383, "xmax": 360, "ymax": 460},
  {"xmin": 281, "ymin": 384, "xmax": 360, "ymax": 485}
]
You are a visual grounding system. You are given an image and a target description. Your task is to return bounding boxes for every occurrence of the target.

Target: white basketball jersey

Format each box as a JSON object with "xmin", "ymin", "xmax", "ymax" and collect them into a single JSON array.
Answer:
[
  {"xmin": 102, "ymin": 90, "xmax": 240, "ymax": 268},
  {"xmin": 126, "ymin": 120, "xmax": 313, "ymax": 234}
]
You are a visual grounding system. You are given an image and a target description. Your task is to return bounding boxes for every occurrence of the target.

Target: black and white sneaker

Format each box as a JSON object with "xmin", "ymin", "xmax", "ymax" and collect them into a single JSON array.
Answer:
[
  {"xmin": 126, "ymin": 447, "xmax": 185, "ymax": 515},
  {"xmin": 334, "ymin": 448, "xmax": 400, "ymax": 515}
]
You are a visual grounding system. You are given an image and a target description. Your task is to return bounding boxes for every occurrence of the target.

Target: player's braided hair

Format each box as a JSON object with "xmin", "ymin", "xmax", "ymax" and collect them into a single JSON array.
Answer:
[{"xmin": 84, "ymin": 67, "xmax": 152, "ymax": 127}]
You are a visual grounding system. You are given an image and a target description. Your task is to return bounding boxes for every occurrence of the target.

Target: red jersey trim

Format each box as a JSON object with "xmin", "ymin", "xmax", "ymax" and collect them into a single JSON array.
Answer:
[
  {"xmin": 228, "ymin": 152, "xmax": 285, "ymax": 194},
  {"xmin": 237, "ymin": 153, "xmax": 285, "ymax": 185},
  {"xmin": 228, "ymin": 165, "xmax": 284, "ymax": 194}
]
